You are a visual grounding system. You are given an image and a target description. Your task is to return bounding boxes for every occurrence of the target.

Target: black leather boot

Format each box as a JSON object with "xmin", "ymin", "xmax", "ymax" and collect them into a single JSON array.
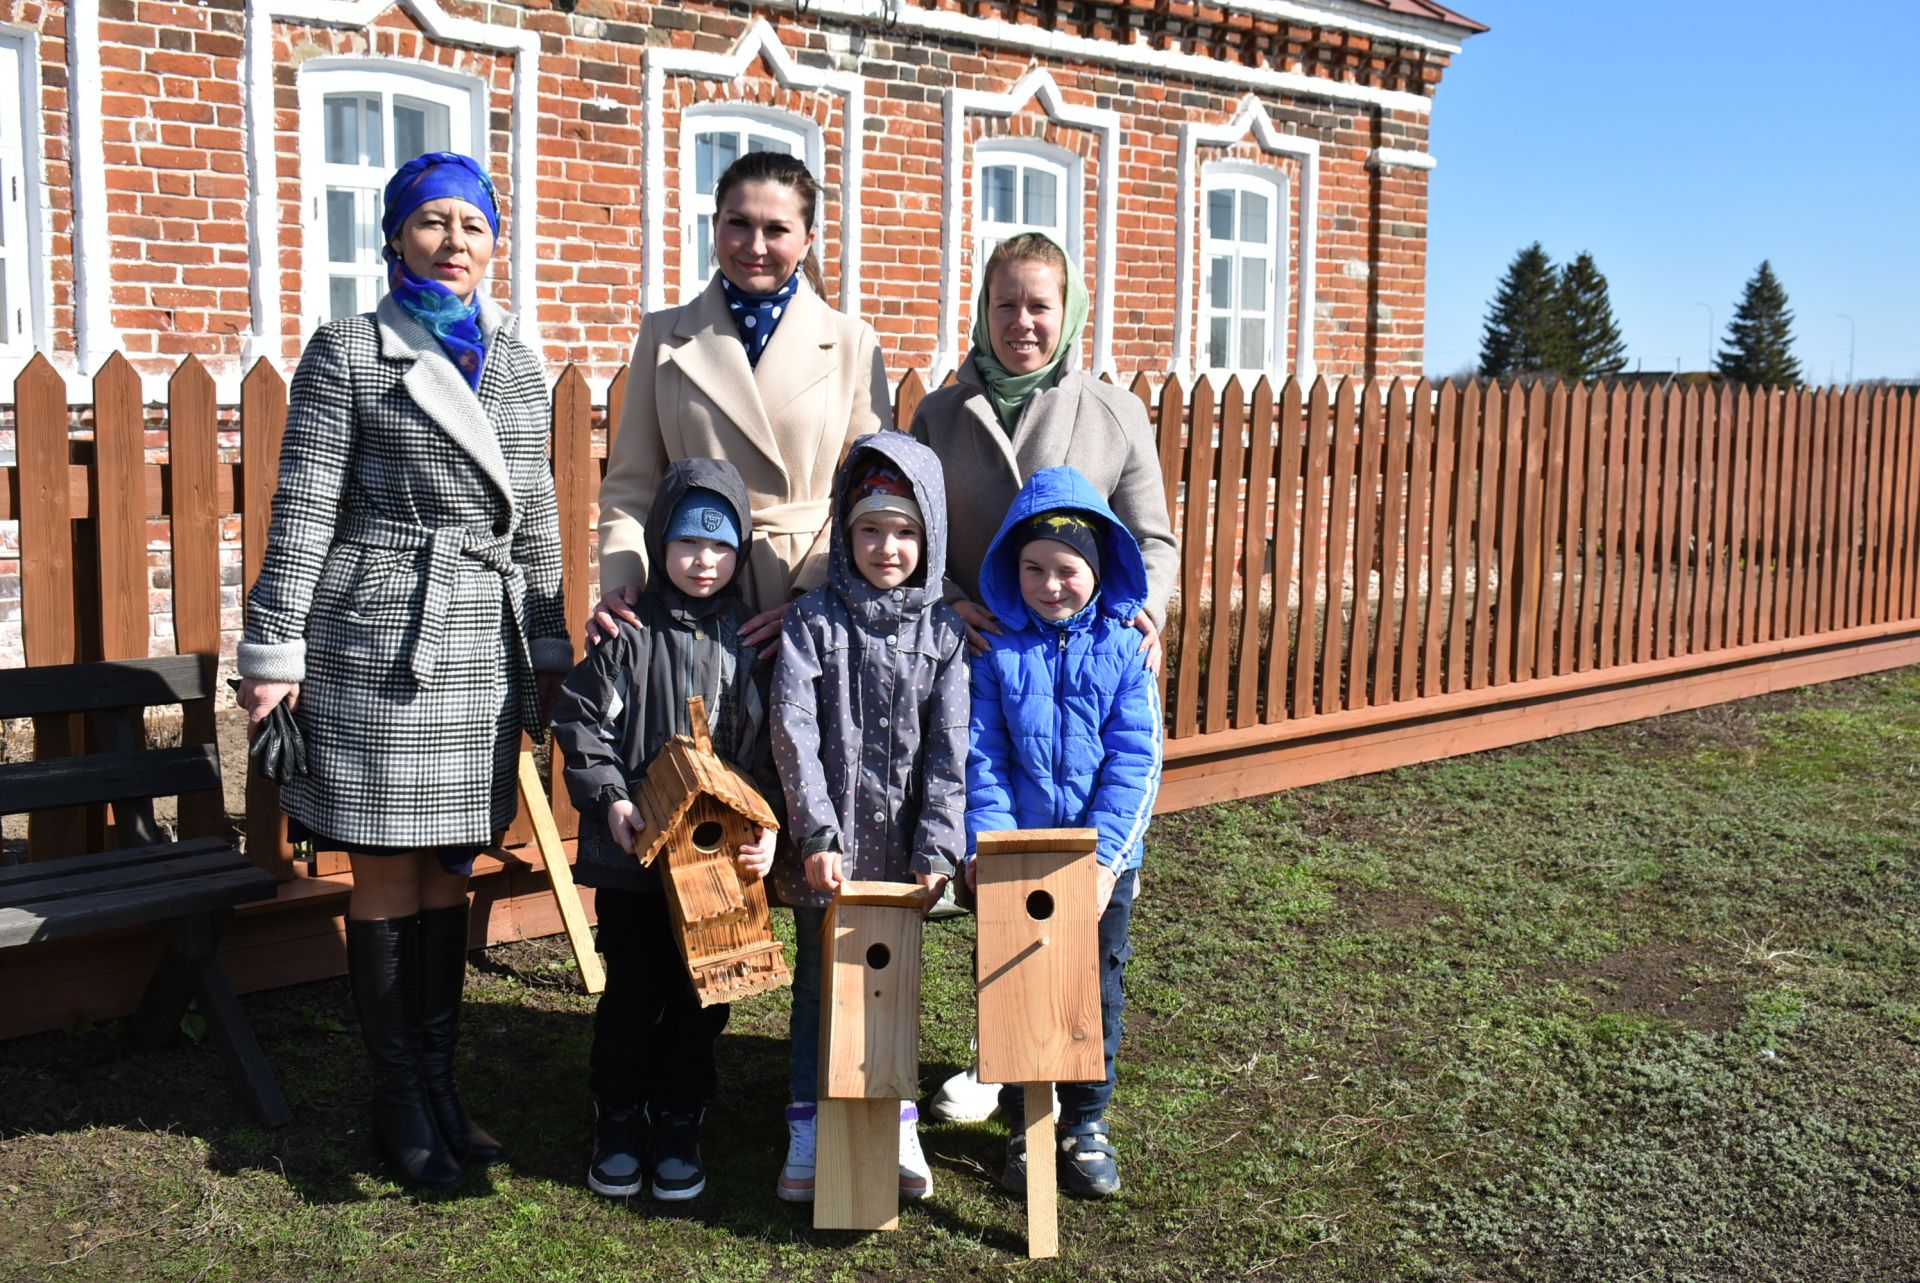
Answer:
[
  {"xmin": 417, "ymin": 903, "xmax": 505, "ymax": 1166},
  {"xmin": 346, "ymin": 915, "xmax": 463, "ymax": 1190}
]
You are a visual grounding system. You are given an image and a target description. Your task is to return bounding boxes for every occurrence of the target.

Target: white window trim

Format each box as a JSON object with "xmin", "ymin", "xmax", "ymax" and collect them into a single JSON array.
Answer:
[
  {"xmin": 244, "ymin": 0, "xmax": 541, "ymax": 376},
  {"xmin": 1177, "ymin": 95, "xmax": 1320, "ymax": 385},
  {"xmin": 295, "ymin": 59, "xmax": 486, "ymax": 334},
  {"xmin": 642, "ymin": 19, "xmax": 865, "ymax": 318},
  {"xmin": 1197, "ymin": 162, "xmax": 1290, "ymax": 385},
  {"xmin": 0, "ymin": 25, "xmax": 48, "ymax": 368},
  {"xmin": 941, "ymin": 69, "xmax": 1119, "ymax": 381},
  {"xmin": 970, "ymin": 138, "xmax": 1081, "ymax": 281},
  {"xmin": 677, "ymin": 104, "xmax": 822, "ymax": 305}
]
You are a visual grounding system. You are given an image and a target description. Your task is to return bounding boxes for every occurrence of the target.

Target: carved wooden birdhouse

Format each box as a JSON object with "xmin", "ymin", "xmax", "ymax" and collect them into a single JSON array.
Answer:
[
  {"xmin": 633, "ymin": 696, "xmax": 789, "ymax": 1007},
  {"xmin": 974, "ymin": 828, "xmax": 1103, "ymax": 1086},
  {"xmin": 814, "ymin": 880, "xmax": 935, "ymax": 1233}
]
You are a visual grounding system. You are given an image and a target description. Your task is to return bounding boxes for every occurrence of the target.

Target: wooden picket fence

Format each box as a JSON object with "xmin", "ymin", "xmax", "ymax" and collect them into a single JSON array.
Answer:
[{"xmin": 4, "ymin": 351, "xmax": 1919, "ymax": 1031}]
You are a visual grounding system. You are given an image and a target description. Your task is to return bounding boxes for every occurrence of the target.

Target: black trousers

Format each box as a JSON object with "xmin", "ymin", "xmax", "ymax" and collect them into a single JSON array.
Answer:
[{"xmin": 589, "ymin": 887, "xmax": 730, "ymax": 1113}]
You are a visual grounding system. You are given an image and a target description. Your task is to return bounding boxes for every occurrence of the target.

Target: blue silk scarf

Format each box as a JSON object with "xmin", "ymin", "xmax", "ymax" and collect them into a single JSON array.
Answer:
[{"xmin": 387, "ymin": 256, "xmax": 487, "ymax": 390}]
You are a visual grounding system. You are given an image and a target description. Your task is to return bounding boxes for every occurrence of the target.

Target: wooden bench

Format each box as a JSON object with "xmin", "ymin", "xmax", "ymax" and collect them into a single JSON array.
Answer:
[{"xmin": 0, "ymin": 655, "xmax": 292, "ymax": 1127}]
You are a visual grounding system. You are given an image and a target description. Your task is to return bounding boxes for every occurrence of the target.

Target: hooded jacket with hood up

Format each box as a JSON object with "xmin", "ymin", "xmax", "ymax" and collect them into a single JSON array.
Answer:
[
  {"xmin": 965, "ymin": 465, "xmax": 1163, "ymax": 874},
  {"xmin": 549, "ymin": 457, "xmax": 774, "ymax": 893},
  {"xmin": 769, "ymin": 432, "xmax": 969, "ymax": 909}
]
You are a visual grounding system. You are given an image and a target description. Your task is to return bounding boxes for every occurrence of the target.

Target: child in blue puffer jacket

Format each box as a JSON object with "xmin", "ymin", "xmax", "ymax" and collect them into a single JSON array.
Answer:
[{"xmin": 961, "ymin": 464, "xmax": 1164, "ymax": 1201}]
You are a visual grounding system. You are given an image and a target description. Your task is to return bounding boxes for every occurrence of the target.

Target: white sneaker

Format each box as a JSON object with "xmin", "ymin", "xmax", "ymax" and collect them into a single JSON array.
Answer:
[
  {"xmin": 928, "ymin": 1065, "xmax": 1001, "ymax": 1123},
  {"xmin": 778, "ymin": 1102, "xmax": 816, "ymax": 1202},
  {"xmin": 898, "ymin": 1101, "xmax": 932, "ymax": 1199}
]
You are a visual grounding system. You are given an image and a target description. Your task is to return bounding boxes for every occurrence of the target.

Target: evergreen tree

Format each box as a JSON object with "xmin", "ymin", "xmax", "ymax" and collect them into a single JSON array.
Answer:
[
  {"xmin": 1552, "ymin": 251, "xmax": 1627, "ymax": 380},
  {"xmin": 1715, "ymin": 260, "xmax": 1802, "ymax": 386},
  {"xmin": 1478, "ymin": 242, "xmax": 1562, "ymax": 379}
]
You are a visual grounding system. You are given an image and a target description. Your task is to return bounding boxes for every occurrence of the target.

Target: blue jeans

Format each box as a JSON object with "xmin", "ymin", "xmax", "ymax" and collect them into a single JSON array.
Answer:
[
  {"xmin": 788, "ymin": 904, "xmax": 827, "ymax": 1104},
  {"xmin": 1001, "ymin": 867, "xmax": 1139, "ymax": 1127}
]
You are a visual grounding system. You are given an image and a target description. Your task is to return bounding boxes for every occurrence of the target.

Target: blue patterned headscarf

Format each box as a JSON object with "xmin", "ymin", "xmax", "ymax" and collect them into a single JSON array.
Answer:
[
  {"xmin": 381, "ymin": 152, "xmax": 499, "ymax": 390},
  {"xmin": 717, "ymin": 271, "xmax": 800, "ymax": 368}
]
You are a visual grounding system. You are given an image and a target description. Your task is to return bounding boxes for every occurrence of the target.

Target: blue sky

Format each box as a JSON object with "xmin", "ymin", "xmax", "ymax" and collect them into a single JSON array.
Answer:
[{"xmin": 1423, "ymin": 1, "xmax": 1919, "ymax": 383}]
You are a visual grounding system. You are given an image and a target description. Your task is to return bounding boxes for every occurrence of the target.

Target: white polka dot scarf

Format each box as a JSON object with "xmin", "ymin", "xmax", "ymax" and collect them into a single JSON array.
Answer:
[{"xmin": 717, "ymin": 270, "xmax": 800, "ymax": 368}]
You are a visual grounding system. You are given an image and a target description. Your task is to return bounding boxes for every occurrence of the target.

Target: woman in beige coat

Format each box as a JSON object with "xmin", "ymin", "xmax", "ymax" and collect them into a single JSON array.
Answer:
[{"xmin": 594, "ymin": 152, "xmax": 891, "ymax": 648}]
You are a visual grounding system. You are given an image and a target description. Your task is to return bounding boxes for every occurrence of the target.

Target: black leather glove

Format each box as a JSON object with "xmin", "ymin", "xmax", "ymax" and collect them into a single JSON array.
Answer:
[{"xmin": 230, "ymin": 680, "xmax": 309, "ymax": 783}]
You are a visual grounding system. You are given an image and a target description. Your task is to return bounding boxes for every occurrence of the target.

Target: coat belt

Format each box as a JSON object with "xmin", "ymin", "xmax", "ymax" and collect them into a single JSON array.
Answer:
[{"xmin": 340, "ymin": 514, "xmax": 540, "ymax": 735}]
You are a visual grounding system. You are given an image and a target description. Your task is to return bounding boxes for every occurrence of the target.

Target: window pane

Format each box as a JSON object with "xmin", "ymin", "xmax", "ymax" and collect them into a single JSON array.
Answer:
[
  {"xmin": 1208, "ymin": 317, "xmax": 1230, "ymax": 370},
  {"xmin": 1240, "ymin": 318, "xmax": 1268, "ymax": 371},
  {"xmin": 364, "ymin": 97, "xmax": 383, "ymax": 167},
  {"xmin": 1206, "ymin": 188, "xmax": 1234, "ymax": 241},
  {"xmin": 1207, "ymin": 255, "xmax": 1231, "ymax": 308},
  {"xmin": 325, "ymin": 96, "xmax": 359, "ymax": 165},
  {"xmin": 0, "ymin": 272, "xmax": 11, "ymax": 345},
  {"xmin": 750, "ymin": 132, "xmax": 793, "ymax": 158},
  {"xmin": 1023, "ymin": 166, "xmax": 1058, "ymax": 229},
  {"xmin": 326, "ymin": 189, "xmax": 357, "ymax": 263},
  {"xmin": 1241, "ymin": 190, "xmax": 1269, "ymax": 244},
  {"xmin": 330, "ymin": 276, "xmax": 359, "ymax": 321},
  {"xmin": 982, "ymin": 165, "xmax": 1015, "ymax": 224},
  {"xmin": 1241, "ymin": 255, "xmax": 1267, "ymax": 310},
  {"xmin": 697, "ymin": 131, "xmax": 740, "ymax": 194},
  {"xmin": 696, "ymin": 215, "xmax": 711, "ymax": 274}
]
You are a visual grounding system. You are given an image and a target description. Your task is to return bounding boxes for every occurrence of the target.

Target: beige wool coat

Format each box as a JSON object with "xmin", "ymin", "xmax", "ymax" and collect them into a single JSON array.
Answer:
[
  {"xmin": 598, "ymin": 277, "xmax": 892, "ymax": 616},
  {"xmin": 907, "ymin": 356, "xmax": 1178, "ymax": 627}
]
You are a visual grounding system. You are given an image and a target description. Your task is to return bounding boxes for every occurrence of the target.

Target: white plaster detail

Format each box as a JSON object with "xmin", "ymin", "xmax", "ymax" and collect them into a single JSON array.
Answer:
[
  {"xmin": 69, "ymin": 0, "xmax": 119, "ymax": 376},
  {"xmin": 246, "ymin": 0, "xmax": 542, "ymax": 362},
  {"xmin": 642, "ymin": 19, "xmax": 866, "ymax": 318},
  {"xmin": 1234, "ymin": 0, "xmax": 1471, "ymax": 52},
  {"xmin": 1177, "ymin": 96, "xmax": 1320, "ymax": 385},
  {"xmin": 802, "ymin": 0, "xmax": 1438, "ymax": 117},
  {"xmin": 940, "ymin": 68, "xmax": 1120, "ymax": 381},
  {"xmin": 1369, "ymin": 146, "xmax": 1437, "ymax": 171},
  {"xmin": 0, "ymin": 27, "xmax": 50, "ymax": 381}
]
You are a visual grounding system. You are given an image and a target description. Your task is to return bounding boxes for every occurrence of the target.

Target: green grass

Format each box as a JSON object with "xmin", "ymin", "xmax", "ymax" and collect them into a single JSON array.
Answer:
[{"xmin": 5, "ymin": 671, "xmax": 1920, "ymax": 1280}]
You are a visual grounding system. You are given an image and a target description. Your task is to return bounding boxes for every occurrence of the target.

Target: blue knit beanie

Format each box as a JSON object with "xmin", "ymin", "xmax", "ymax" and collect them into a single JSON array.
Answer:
[{"xmin": 664, "ymin": 488, "xmax": 742, "ymax": 548}]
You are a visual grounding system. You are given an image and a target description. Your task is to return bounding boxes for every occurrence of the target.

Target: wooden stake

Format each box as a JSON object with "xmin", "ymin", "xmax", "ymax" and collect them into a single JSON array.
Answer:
[
  {"xmin": 1025, "ymin": 1082, "xmax": 1057, "ymax": 1259},
  {"xmin": 814, "ymin": 1097, "xmax": 899, "ymax": 1230},
  {"xmin": 517, "ymin": 751, "xmax": 605, "ymax": 995}
]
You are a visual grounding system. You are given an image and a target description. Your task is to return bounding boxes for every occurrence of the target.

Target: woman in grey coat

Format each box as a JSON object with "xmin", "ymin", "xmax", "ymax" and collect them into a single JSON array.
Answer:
[
  {"xmin": 908, "ymin": 231, "xmax": 1179, "ymax": 1125},
  {"xmin": 908, "ymin": 231, "xmax": 1178, "ymax": 665},
  {"xmin": 235, "ymin": 152, "xmax": 571, "ymax": 1189}
]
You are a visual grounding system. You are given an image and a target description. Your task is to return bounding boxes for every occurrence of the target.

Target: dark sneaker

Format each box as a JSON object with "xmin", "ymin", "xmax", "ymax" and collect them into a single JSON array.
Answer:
[
  {"xmin": 1058, "ymin": 1120, "xmax": 1120, "ymax": 1199},
  {"xmin": 649, "ymin": 1107, "xmax": 706, "ymax": 1202},
  {"xmin": 587, "ymin": 1103, "xmax": 647, "ymax": 1198},
  {"xmin": 1000, "ymin": 1130, "xmax": 1027, "ymax": 1195}
]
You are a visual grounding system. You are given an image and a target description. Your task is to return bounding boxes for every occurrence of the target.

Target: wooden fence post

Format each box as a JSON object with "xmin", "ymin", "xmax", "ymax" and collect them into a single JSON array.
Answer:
[
  {"xmin": 240, "ymin": 359, "xmax": 294, "ymax": 879},
  {"xmin": 169, "ymin": 356, "xmax": 225, "ymax": 840}
]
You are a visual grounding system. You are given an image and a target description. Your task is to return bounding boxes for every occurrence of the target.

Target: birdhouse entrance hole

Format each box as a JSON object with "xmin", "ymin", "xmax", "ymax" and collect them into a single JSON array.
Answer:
[
  {"xmin": 865, "ymin": 942, "xmax": 892, "ymax": 970},
  {"xmin": 691, "ymin": 821, "xmax": 724, "ymax": 853},
  {"xmin": 1025, "ymin": 890, "xmax": 1055, "ymax": 921}
]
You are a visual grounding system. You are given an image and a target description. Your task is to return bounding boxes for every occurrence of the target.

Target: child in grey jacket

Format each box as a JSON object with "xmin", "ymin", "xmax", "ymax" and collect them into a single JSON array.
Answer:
[{"xmin": 769, "ymin": 431, "xmax": 969, "ymax": 1204}]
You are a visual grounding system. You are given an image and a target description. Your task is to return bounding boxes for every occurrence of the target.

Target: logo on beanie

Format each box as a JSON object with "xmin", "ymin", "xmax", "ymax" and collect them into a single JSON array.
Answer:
[{"xmin": 701, "ymin": 509, "xmax": 722, "ymax": 533}]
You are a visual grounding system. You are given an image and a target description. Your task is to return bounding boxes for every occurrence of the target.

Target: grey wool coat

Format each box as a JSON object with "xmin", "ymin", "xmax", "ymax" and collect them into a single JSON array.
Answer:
[
  {"xmin": 238, "ymin": 294, "xmax": 573, "ymax": 848},
  {"xmin": 769, "ymin": 431, "xmax": 969, "ymax": 909},
  {"xmin": 907, "ymin": 356, "xmax": 1179, "ymax": 627}
]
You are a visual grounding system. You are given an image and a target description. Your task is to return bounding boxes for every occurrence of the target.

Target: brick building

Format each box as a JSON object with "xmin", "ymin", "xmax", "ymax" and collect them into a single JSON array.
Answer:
[{"xmin": 0, "ymin": 0, "xmax": 1479, "ymax": 397}]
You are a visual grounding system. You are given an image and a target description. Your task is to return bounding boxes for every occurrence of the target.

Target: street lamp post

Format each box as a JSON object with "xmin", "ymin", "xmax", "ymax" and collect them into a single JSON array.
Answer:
[
  {"xmin": 1694, "ymin": 301, "xmax": 1714, "ymax": 373},
  {"xmin": 1836, "ymin": 313, "xmax": 1856, "ymax": 386}
]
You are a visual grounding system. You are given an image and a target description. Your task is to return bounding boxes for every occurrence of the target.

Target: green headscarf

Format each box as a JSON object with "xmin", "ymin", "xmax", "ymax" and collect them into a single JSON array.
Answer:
[{"xmin": 968, "ymin": 232, "xmax": 1091, "ymax": 433}]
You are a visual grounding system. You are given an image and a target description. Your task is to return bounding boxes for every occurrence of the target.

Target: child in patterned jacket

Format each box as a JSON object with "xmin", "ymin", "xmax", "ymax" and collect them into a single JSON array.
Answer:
[{"xmin": 769, "ymin": 431, "xmax": 969, "ymax": 1204}]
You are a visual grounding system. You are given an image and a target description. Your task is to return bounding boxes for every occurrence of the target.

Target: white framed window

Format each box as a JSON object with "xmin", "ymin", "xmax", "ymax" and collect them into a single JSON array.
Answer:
[
  {"xmin": 679, "ymin": 106, "xmax": 820, "ymax": 303},
  {"xmin": 0, "ymin": 28, "xmax": 44, "ymax": 357},
  {"xmin": 971, "ymin": 140, "xmax": 1078, "ymax": 274},
  {"xmin": 297, "ymin": 62, "xmax": 485, "ymax": 331},
  {"xmin": 1199, "ymin": 165, "xmax": 1289, "ymax": 380}
]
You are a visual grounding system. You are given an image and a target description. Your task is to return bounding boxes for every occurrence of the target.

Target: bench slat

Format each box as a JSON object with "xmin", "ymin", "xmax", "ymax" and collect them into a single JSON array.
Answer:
[
  {"xmin": 0, "ymin": 655, "xmax": 214, "ymax": 720},
  {"xmin": 0, "ymin": 836, "xmax": 233, "ymax": 889},
  {"xmin": 0, "ymin": 865, "xmax": 278, "ymax": 947},
  {"xmin": 4, "ymin": 847, "xmax": 256, "ymax": 908},
  {"xmin": 0, "ymin": 746, "xmax": 221, "ymax": 815}
]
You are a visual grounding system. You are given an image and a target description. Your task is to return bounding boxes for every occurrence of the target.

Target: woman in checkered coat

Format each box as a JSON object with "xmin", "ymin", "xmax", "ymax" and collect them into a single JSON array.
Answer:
[{"xmin": 235, "ymin": 153, "xmax": 572, "ymax": 1190}]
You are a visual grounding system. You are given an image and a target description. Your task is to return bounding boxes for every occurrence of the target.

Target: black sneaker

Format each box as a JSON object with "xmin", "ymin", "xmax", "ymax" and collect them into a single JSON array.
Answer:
[
  {"xmin": 649, "ymin": 1106, "xmax": 706, "ymax": 1202},
  {"xmin": 1058, "ymin": 1120, "xmax": 1121, "ymax": 1199},
  {"xmin": 587, "ymin": 1103, "xmax": 647, "ymax": 1198},
  {"xmin": 1000, "ymin": 1130, "xmax": 1028, "ymax": 1195}
]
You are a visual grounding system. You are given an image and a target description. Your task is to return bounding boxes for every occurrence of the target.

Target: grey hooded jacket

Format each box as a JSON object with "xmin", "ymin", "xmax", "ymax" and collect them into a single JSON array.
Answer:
[{"xmin": 769, "ymin": 431, "xmax": 969, "ymax": 908}]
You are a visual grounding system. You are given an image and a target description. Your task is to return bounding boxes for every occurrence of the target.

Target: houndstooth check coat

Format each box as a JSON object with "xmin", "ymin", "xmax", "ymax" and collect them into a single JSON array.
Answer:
[{"xmin": 238, "ymin": 294, "xmax": 573, "ymax": 848}]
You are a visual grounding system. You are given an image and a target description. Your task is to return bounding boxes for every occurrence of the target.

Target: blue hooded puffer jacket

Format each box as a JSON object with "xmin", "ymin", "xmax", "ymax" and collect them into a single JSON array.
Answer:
[{"xmin": 966, "ymin": 466, "xmax": 1163, "ymax": 873}]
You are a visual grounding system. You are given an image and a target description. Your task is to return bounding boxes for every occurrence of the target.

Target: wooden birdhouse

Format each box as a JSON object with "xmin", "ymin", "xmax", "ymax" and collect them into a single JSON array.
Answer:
[
  {"xmin": 632, "ymin": 696, "xmax": 789, "ymax": 1007},
  {"xmin": 814, "ymin": 880, "xmax": 935, "ymax": 1233},
  {"xmin": 974, "ymin": 828, "xmax": 1103, "ymax": 1086}
]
